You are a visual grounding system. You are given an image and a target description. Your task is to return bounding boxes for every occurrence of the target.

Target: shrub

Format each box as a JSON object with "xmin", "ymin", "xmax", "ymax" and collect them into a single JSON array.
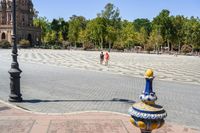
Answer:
[
  {"xmin": 19, "ymin": 39, "xmax": 30, "ymax": 48},
  {"xmin": 39, "ymin": 44, "xmax": 50, "ymax": 49},
  {"xmin": 51, "ymin": 45, "xmax": 61, "ymax": 49},
  {"xmin": 145, "ymin": 43, "xmax": 154, "ymax": 53},
  {"xmin": 181, "ymin": 45, "xmax": 192, "ymax": 54},
  {"xmin": 83, "ymin": 42, "xmax": 94, "ymax": 50},
  {"xmin": 0, "ymin": 40, "xmax": 11, "ymax": 48}
]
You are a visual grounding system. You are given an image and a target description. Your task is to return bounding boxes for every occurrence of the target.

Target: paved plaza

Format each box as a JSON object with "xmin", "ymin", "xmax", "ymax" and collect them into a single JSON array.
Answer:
[
  {"xmin": 1, "ymin": 49, "xmax": 200, "ymax": 85},
  {"xmin": 0, "ymin": 49, "xmax": 200, "ymax": 131}
]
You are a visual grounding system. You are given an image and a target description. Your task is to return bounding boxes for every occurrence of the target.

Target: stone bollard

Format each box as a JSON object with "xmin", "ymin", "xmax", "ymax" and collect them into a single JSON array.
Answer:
[{"xmin": 129, "ymin": 69, "xmax": 167, "ymax": 133}]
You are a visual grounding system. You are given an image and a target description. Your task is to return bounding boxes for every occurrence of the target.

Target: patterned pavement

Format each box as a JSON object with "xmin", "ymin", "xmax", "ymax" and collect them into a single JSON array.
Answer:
[
  {"xmin": 0, "ymin": 49, "xmax": 200, "ymax": 130},
  {"xmin": 1, "ymin": 49, "xmax": 200, "ymax": 85},
  {"xmin": 0, "ymin": 101, "xmax": 199, "ymax": 133}
]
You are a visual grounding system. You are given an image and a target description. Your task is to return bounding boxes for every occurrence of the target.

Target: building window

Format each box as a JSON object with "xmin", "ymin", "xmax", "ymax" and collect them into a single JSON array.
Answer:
[{"xmin": 1, "ymin": 32, "xmax": 6, "ymax": 40}]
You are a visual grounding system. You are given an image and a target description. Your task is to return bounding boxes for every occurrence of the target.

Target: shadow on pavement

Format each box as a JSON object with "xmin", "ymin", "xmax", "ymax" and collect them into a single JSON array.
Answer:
[{"xmin": 22, "ymin": 98, "xmax": 135, "ymax": 104}]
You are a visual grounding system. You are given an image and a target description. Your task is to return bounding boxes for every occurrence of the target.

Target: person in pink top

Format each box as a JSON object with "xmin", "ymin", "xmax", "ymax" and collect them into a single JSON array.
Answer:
[{"xmin": 104, "ymin": 52, "xmax": 110, "ymax": 66}]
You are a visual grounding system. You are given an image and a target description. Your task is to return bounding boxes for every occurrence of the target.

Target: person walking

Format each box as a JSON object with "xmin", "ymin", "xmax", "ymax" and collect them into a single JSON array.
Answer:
[
  {"xmin": 100, "ymin": 51, "xmax": 104, "ymax": 64},
  {"xmin": 104, "ymin": 52, "xmax": 110, "ymax": 66}
]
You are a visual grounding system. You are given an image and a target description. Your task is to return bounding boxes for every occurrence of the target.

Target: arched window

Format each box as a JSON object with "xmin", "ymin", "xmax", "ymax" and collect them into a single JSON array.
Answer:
[{"xmin": 1, "ymin": 32, "xmax": 6, "ymax": 40}]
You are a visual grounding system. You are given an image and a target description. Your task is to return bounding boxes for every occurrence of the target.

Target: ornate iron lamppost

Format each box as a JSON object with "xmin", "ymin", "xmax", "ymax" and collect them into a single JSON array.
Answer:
[
  {"xmin": 8, "ymin": 0, "xmax": 22, "ymax": 102},
  {"xmin": 129, "ymin": 69, "xmax": 167, "ymax": 133}
]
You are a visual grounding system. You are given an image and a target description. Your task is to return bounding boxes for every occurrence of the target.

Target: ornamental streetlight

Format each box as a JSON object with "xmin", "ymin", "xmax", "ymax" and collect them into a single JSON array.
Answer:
[{"xmin": 8, "ymin": 0, "xmax": 22, "ymax": 102}]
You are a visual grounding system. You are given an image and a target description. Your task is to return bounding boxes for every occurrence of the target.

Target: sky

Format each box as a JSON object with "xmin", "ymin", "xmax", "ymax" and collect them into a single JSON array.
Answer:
[{"xmin": 33, "ymin": 0, "xmax": 200, "ymax": 21}]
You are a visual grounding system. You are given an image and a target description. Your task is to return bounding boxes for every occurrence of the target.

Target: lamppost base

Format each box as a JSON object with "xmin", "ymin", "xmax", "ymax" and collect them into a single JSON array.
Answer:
[{"xmin": 9, "ymin": 94, "xmax": 22, "ymax": 102}]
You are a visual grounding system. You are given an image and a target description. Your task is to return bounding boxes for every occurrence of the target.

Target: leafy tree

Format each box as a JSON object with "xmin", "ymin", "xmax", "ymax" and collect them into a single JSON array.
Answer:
[
  {"xmin": 57, "ymin": 18, "xmax": 69, "ymax": 41},
  {"xmin": 106, "ymin": 26, "xmax": 118, "ymax": 51},
  {"xmin": 148, "ymin": 28, "xmax": 163, "ymax": 53},
  {"xmin": 133, "ymin": 18, "xmax": 152, "ymax": 35},
  {"xmin": 98, "ymin": 3, "xmax": 121, "ymax": 51},
  {"xmin": 152, "ymin": 9, "xmax": 173, "ymax": 51},
  {"xmin": 34, "ymin": 3, "xmax": 200, "ymax": 53},
  {"xmin": 33, "ymin": 17, "xmax": 50, "ymax": 43},
  {"xmin": 119, "ymin": 21, "xmax": 138, "ymax": 49},
  {"xmin": 43, "ymin": 30, "xmax": 56, "ymax": 45},
  {"xmin": 98, "ymin": 3, "xmax": 120, "ymax": 21},
  {"xmin": 85, "ymin": 17, "xmax": 107, "ymax": 50},
  {"xmin": 138, "ymin": 27, "xmax": 148, "ymax": 49},
  {"xmin": 51, "ymin": 19, "xmax": 60, "ymax": 44},
  {"xmin": 183, "ymin": 17, "xmax": 200, "ymax": 52},
  {"xmin": 171, "ymin": 15, "xmax": 185, "ymax": 52},
  {"xmin": 68, "ymin": 15, "xmax": 87, "ymax": 48},
  {"xmin": 78, "ymin": 29, "xmax": 88, "ymax": 45}
]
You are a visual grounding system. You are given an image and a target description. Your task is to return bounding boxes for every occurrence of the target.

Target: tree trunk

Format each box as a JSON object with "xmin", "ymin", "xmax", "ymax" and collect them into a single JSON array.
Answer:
[
  {"xmin": 108, "ymin": 42, "xmax": 111, "ymax": 52},
  {"xmin": 171, "ymin": 44, "xmax": 173, "ymax": 52},
  {"xmin": 178, "ymin": 40, "xmax": 181, "ymax": 54},
  {"xmin": 167, "ymin": 40, "xmax": 170, "ymax": 52},
  {"xmin": 100, "ymin": 36, "xmax": 103, "ymax": 50},
  {"xmin": 75, "ymin": 41, "xmax": 77, "ymax": 49}
]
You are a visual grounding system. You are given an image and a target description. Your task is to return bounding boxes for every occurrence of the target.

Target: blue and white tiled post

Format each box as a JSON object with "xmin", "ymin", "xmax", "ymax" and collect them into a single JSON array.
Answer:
[{"xmin": 129, "ymin": 69, "xmax": 167, "ymax": 133}]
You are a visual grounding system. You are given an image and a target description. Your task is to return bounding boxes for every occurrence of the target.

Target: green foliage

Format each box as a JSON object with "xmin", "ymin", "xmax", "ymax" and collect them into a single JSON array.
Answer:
[
  {"xmin": 43, "ymin": 30, "xmax": 56, "ymax": 45},
  {"xmin": 35, "ymin": 3, "xmax": 200, "ymax": 54},
  {"xmin": 145, "ymin": 43, "xmax": 154, "ymax": 52},
  {"xmin": 183, "ymin": 17, "xmax": 200, "ymax": 51},
  {"xmin": 98, "ymin": 3, "xmax": 120, "ymax": 21},
  {"xmin": 112, "ymin": 42, "xmax": 124, "ymax": 51},
  {"xmin": 19, "ymin": 39, "xmax": 30, "ymax": 48},
  {"xmin": 120, "ymin": 22, "xmax": 138, "ymax": 49},
  {"xmin": 138, "ymin": 27, "xmax": 148, "ymax": 48},
  {"xmin": 51, "ymin": 19, "xmax": 60, "ymax": 32},
  {"xmin": 147, "ymin": 28, "xmax": 163, "ymax": 52},
  {"xmin": 33, "ymin": 17, "xmax": 50, "ymax": 42},
  {"xmin": 152, "ymin": 9, "xmax": 174, "ymax": 51},
  {"xmin": 85, "ymin": 17, "xmax": 107, "ymax": 49},
  {"xmin": 51, "ymin": 45, "xmax": 62, "ymax": 49},
  {"xmin": 0, "ymin": 40, "xmax": 11, "ymax": 48},
  {"xmin": 68, "ymin": 15, "xmax": 87, "ymax": 47},
  {"xmin": 133, "ymin": 18, "xmax": 152, "ymax": 34}
]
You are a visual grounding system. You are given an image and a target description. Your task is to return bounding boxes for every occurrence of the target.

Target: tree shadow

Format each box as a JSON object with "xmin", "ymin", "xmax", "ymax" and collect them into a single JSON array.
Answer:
[{"xmin": 22, "ymin": 98, "xmax": 135, "ymax": 104}]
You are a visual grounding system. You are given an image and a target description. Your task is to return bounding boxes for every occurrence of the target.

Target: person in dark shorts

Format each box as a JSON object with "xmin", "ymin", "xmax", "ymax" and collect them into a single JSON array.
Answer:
[{"xmin": 100, "ymin": 51, "xmax": 104, "ymax": 64}]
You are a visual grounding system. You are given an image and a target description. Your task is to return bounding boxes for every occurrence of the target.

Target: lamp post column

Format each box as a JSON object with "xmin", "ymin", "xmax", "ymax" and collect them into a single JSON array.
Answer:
[{"xmin": 8, "ymin": 0, "xmax": 22, "ymax": 102}]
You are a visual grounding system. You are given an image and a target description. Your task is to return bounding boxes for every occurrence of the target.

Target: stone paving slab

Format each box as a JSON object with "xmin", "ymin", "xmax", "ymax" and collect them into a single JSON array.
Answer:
[
  {"xmin": 48, "ymin": 119, "xmax": 128, "ymax": 133},
  {"xmin": 0, "ymin": 101, "xmax": 200, "ymax": 133},
  {"xmin": 0, "ymin": 120, "xmax": 35, "ymax": 133}
]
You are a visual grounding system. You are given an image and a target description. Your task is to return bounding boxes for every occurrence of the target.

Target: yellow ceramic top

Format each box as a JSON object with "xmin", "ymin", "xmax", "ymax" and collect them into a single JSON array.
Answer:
[
  {"xmin": 132, "ymin": 102, "xmax": 163, "ymax": 112},
  {"xmin": 145, "ymin": 69, "xmax": 154, "ymax": 78}
]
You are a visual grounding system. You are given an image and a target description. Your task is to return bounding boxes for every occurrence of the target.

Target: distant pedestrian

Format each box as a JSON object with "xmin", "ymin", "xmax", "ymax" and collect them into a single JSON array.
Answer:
[
  {"xmin": 104, "ymin": 52, "xmax": 110, "ymax": 66},
  {"xmin": 100, "ymin": 51, "xmax": 104, "ymax": 64}
]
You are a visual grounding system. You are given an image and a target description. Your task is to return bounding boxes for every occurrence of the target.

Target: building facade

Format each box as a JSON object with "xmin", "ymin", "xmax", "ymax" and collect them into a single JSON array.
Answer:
[{"xmin": 0, "ymin": 0, "xmax": 41, "ymax": 46}]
